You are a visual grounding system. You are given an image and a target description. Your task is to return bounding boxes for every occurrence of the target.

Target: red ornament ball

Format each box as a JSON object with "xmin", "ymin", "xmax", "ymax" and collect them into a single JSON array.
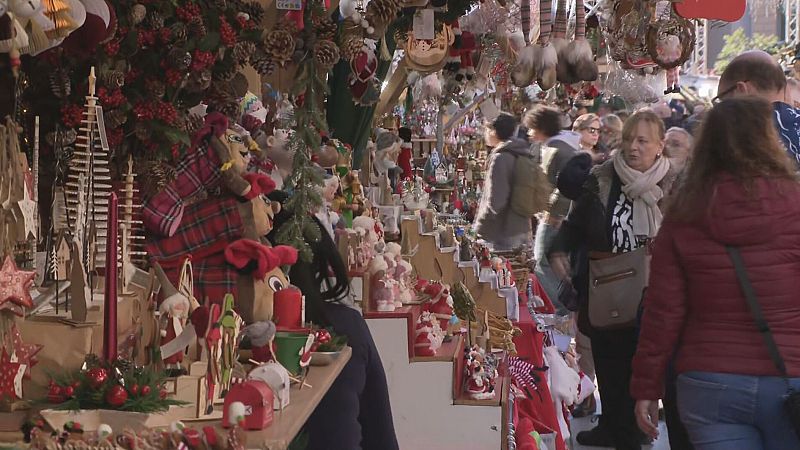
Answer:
[
  {"xmin": 86, "ymin": 368, "xmax": 109, "ymax": 389},
  {"xmin": 105, "ymin": 385, "xmax": 128, "ymax": 407},
  {"xmin": 315, "ymin": 329, "xmax": 332, "ymax": 344},
  {"xmin": 63, "ymin": 386, "xmax": 75, "ymax": 397},
  {"xmin": 141, "ymin": 385, "xmax": 151, "ymax": 396},
  {"xmin": 47, "ymin": 383, "xmax": 65, "ymax": 403},
  {"xmin": 159, "ymin": 389, "xmax": 168, "ymax": 400},
  {"xmin": 130, "ymin": 384, "xmax": 139, "ymax": 395}
]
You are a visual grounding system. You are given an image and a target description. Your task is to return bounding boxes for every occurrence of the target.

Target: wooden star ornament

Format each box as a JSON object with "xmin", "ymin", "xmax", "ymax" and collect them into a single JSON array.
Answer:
[
  {"xmin": 0, "ymin": 256, "xmax": 35, "ymax": 316},
  {"xmin": 11, "ymin": 326, "xmax": 41, "ymax": 380},
  {"xmin": 15, "ymin": 179, "xmax": 37, "ymax": 241},
  {"xmin": 0, "ymin": 350, "xmax": 23, "ymax": 401}
]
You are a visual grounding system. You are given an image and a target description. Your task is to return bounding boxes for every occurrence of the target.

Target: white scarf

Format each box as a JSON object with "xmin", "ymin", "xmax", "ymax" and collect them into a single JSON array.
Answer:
[{"xmin": 612, "ymin": 152, "xmax": 670, "ymax": 238}]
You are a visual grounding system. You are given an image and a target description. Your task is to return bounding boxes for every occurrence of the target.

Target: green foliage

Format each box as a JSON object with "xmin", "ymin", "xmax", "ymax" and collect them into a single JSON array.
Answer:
[
  {"xmin": 274, "ymin": 55, "xmax": 329, "ymax": 262},
  {"xmin": 452, "ymin": 281, "xmax": 476, "ymax": 322},
  {"xmin": 714, "ymin": 28, "xmax": 781, "ymax": 73}
]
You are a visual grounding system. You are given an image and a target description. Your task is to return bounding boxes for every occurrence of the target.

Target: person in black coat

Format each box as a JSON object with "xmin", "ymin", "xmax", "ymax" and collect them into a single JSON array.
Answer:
[{"xmin": 269, "ymin": 192, "xmax": 399, "ymax": 450}]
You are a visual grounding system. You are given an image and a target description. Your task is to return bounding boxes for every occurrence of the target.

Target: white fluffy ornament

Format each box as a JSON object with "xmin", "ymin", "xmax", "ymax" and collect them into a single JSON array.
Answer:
[
  {"xmin": 97, "ymin": 424, "xmax": 113, "ymax": 439},
  {"xmin": 228, "ymin": 402, "xmax": 246, "ymax": 426}
]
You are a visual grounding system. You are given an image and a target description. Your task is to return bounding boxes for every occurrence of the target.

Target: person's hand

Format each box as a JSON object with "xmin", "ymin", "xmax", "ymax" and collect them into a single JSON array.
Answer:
[
  {"xmin": 549, "ymin": 252, "xmax": 571, "ymax": 281},
  {"xmin": 635, "ymin": 399, "xmax": 660, "ymax": 440}
]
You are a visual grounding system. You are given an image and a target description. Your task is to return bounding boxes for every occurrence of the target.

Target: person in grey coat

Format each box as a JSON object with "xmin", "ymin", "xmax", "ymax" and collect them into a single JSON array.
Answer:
[
  {"xmin": 474, "ymin": 113, "xmax": 532, "ymax": 251},
  {"xmin": 523, "ymin": 106, "xmax": 580, "ymax": 312}
]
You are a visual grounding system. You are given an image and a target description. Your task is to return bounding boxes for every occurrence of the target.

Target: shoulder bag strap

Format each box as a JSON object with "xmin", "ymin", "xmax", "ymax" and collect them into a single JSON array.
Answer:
[{"xmin": 726, "ymin": 246, "xmax": 789, "ymax": 378}]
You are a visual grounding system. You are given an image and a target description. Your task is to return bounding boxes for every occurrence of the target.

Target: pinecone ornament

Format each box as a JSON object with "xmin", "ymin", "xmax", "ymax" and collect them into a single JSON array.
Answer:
[
  {"xmin": 251, "ymin": 53, "xmax": 276, "ymax": 75},
  {"xmin": 340, "ymin": 34, "xmax": 365, "ymax": 61},
  {"xmin": 232, "ymin": 41, "xmax": 255, "ymax": 65},
  {"xmin": 264, "ymin": 29, "xmax": 295, "ymax": 66},
  {"xmin": 312, "ymin": 15, "xmax": 338, "ymax": 41},
  {"xmin": 146, "ymin": 79, "xmax": 166, "ymax": 99},
  {"xmin": 185, "ymin": 70, "xmax": 212, "ymax": 92},
  {"xmin": 134, "ymin": 122, "xmax": 152, "ymax": 142},
  {"xmin": 101, "ymin": 69, "xmax": 125, "ymax": 88},
  {"xmin": 184, "ymin": 113, "xmax": 205, "ymax": 136},
  {"xmin": 214, "ymin": 64, "xmax": 238, "ymax": 82},
  {"xmin": 214, "ymin": 0, "xmax": 227, "ymax": 9},
  {"xmin": 140, "ymin": 159, "xmax": 176, "ymax": 198},
  {"xmin": 169, "ymin": 48, "xmax": 192, "ymax": 71},
  {"xmin": 189, "ymin": 17, "xmax": 207, "ymax": 37},
  {"xmin": 239, "ymin": 1, "xmax": 265, "ymax": 24},
  {"xmin": 147, "ymin": 11, "xmax": 164, "ymax": 30},
  {"xmin": 130, "ymin": 4, "xmax": 146, "ymax": 25},
  {"xmin": 170, "ymin": 22, "xmax": 188, "ymax": 43},
  {"xmin": 314, "ymin": 40, "xmax": 340, "ymax": 70},
  {"xmin": 104, "ymin": 109, "xmax": 127, "ymax": 129},
  {"xmin": 366, "ymin": 0, "xmax": 399, "ymax": 31},
  {"xmin": 49, "ymin": 69, "xmax": 71, "ymax": 98}
]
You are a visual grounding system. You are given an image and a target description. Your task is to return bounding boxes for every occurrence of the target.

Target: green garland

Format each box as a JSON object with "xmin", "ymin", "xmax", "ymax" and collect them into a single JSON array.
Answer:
[{"xmin": 273, "ymin": 9, "xmax": 330, "ymax": 262}]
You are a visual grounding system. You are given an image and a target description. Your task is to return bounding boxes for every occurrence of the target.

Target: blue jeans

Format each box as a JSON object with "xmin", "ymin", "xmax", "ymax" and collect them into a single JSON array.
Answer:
[
  {"xmin": 533, "ymin": 221, "xmax": 565, "ymax": 313},
  {"xmin": 677, "ymin": 371, "xmax": 800, "ymax": 450}
]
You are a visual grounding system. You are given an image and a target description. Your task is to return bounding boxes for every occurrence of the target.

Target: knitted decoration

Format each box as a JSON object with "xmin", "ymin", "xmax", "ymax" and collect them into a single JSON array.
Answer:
[
  {"xmin": 264, "ymin": 29, "xmax": 295, "ymax": 66},
  {"xmin": 314, "ymin": 40, "xmax": 340, "ymax": 70}
]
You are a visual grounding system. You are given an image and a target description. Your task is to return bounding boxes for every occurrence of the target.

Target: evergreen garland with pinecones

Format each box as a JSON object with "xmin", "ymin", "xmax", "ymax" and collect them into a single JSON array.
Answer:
[{"xmin": 272, "ymin": 3, "xmax": 333, "ymax": 262}]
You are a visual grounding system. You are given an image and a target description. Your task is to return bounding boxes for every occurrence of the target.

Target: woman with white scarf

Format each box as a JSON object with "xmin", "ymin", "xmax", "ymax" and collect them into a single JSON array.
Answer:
[{"xmin": 548, "ymin": 110, "xmax": 678, "ymax": 450}]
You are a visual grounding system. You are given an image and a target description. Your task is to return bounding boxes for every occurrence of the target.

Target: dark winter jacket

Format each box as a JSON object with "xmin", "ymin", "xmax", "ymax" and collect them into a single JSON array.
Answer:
[
  {"xmin": 549, "ymin": 160, "xmax": 678, "ymax": 335},
  {"xmin": 541, "ymin": 133, "xmax": 581, "ymax": 217},
  {"xmin": 474, "ymin": 138, "xmax": 533, "ymax": 249},
  {"xmin": 631, "ymin": 177, "xmax": 800, "ymax": 400},
  {"xmin": 774, "ymin": 101, "xmax": 800, "ymax": 167}
]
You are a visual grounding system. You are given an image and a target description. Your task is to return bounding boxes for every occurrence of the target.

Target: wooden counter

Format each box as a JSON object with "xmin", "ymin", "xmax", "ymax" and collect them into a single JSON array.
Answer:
[{"xmin": 202, "ymin": 346, "xmax": 352, "ymax": 450}]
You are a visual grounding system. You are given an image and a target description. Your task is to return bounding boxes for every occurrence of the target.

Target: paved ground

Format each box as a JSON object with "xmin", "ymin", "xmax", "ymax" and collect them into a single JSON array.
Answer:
[{"xmin": 568, "ymin": 394, "xmax": 671, "ymax": 450}]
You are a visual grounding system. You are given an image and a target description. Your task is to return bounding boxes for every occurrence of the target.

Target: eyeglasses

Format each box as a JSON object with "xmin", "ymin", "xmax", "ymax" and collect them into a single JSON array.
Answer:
[
  {"xmin": 712, "ymin": 81, "xmax": 747, "ymax": 104},
  {"xmin": 585, "ymin": 127, "xmax": 601, "ymax": 135}
]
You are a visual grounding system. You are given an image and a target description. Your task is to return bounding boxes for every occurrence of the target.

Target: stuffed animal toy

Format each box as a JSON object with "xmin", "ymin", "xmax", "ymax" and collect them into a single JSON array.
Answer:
[{"xmin": 144, "ymin": 113, "xmax": 292, "ymax": 322}]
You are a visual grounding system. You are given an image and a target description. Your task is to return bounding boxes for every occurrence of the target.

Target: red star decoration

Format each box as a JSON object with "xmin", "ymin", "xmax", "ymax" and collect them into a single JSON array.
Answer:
[
  {"xmin": 0, "ymin": 350, "xmax": 21, "ymax": 401},
  {"xmin": 0, "ymin": 256, "xmax": 35, "ymax": 316},
  {"xmin": 11, "ymin": 326, "xmax": 41, "ymax": 379}
]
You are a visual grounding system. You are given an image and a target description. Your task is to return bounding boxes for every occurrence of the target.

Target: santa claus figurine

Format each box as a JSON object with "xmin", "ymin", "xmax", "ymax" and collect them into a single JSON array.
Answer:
[
  {"xmin": 154, "ymin": 263, "xmax": 192, "ymax": 377},
  {"xmin": 397, "ymin": 127, "xmax": 414, "ymax": 182}
]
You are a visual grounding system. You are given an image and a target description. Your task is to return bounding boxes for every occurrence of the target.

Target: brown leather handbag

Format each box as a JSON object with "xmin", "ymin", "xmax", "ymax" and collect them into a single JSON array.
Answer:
[{"xmin": 587, "ymin": 245, "xmax": 650, "ymax": 329}]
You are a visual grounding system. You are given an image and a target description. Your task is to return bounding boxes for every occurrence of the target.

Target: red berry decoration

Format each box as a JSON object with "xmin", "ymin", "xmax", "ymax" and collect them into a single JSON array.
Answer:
[
  {"xmin": 105, "ymin": 385, "xmax": 128, "ymax": 408},
  {"xmin": 86, "ymin": 368, "xmax": 108, "ymax": 389},
  {"xmin": 47, "ymin": 383, "xmax": 65, "ymax": 403},
  {"xmin": 130, "ymin": 384, "xmax": 139, "ymax": 395},
  {"xmin": 63, "ymin": 386, "xmax": 75, "ymax": 397},
  {"xmin": 141, "ymin": 385, "xmax": 151, "ymax": 396},
  {"xmin": 159, "ymin": 389, "xmax": 167, "ymax": 400}
]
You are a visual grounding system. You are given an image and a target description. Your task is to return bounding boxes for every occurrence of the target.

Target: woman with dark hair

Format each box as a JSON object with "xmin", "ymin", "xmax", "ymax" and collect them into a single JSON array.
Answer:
[
  {"xmin": 268, "ymin": 192, "xmax": 399, "ymax": 450},
  {"xmin": 632, "ymin": 96, "xmax": 800, "ymax": 450}
]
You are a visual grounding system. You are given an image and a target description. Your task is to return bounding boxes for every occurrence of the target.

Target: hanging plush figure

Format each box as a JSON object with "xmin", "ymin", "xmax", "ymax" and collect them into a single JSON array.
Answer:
[
  {"xmin": 397, "ymin": 127, "xmax": 414, "ymax": 181},
  {"xmin": 646, "ymin": 1, "xmax": 694, "ymax": 94},
  {"xmin": 8, "ymin": 0, "xmax": 53, "ymax": 55}
]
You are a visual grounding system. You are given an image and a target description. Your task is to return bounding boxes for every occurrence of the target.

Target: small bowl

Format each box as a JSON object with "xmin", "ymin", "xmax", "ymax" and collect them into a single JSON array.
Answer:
[{"xmin": 310, "ymin": 351, "xmax": 342, "ymax": 366}]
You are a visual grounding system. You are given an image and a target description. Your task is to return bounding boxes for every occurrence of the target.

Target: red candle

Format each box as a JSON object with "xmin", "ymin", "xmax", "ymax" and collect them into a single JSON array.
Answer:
[
  {"xmin": 273, "ymin": 287, "xmax": 303, "ymax": 329},
  {"xmin": 103, "ymin": 192, "xmax": 118, "ymax": 361}
]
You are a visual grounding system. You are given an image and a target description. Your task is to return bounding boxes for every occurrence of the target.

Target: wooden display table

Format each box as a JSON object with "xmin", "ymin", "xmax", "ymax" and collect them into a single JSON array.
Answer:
[{"xmin": 201, "ymin": 346, "xmax": 352, "ymax": 450}]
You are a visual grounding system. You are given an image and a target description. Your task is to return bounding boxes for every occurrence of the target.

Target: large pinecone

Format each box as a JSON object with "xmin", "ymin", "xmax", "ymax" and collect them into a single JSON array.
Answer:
[
  {"xmin": 366, "ymin": 0, "xmax": 400, "ymax": 30},
  {"xmin": 184, "ymin": 113, "xmax": 205, "ymax": 136},
  {"xmin": 251, "ymin": 53, "xmax": 276, "ymax": 75},
  {"xmin": 168, "ymin": 48, "xmax": 192, "ymax": 71},
  {"xmin": 170, "ymin": 22, "xmax": 188, "ymax": 43},
  {"xmin": 233, "ymin": 41, "xmax": 256, "ymax": 65},
  {"xmin": 146, "ymin": 79, "xmax": 166, "ymax": 99},
  {"xmin": 264, "ymin": 29, "xmax": 295, "ymax": 66},
  {"xmin": 185, "ymin": 70, "xmax": 212, "ymax": 92},
  {"xmin": 140, "ymin": 159, "xmax": 176, "ymax": 199},
  {"xmin": 188, "ymin": 16, "xmax": 207, "ymax": 37},
  {"xmin": 239, "ymin": 1, "xmax": 265, "ymax": 24},
  {"xmin": 130, "ymin": 4, "xmax": 146, "ymax": 25},
  {"xmin": 104, "ymin": 109, "xmax": 127, "ymax": 129},
  {"xmin": 340, "ymin": 34, "xmax": 365, "ymax": 61},
  {"xmin": 312, "ymin": 15, "xmax": 338, "ymax": 41},
  {"xmin": 49, "ymin": 69, "xmax": 71, "ymax": 98},
  {"xmin": 147, "ymin": 11, "xmax": 164, "ymax": 29},
  {"xmin": 314, "ymin": 40, "xmax": 340, "ymax": 70},
  {"xmin": 213, "ymin": 64, "xmax": 238, "ymax": 82},
  {"xmin": 101, "ymin": 69, "xmax": 125, "ymax": 88}
]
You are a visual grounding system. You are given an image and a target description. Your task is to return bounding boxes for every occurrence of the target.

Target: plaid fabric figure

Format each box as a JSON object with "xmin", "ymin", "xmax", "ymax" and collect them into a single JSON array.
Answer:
[
  {"xmin": 143, "ymin": 145, "xmax": 224, "ymax": 237},
  {"xmin": 146, "ymin": 196, "xmax": 244, "ymax": 267},
  {"xmin": 159, "ymin": 253, "xmax": 237, "ymax": 305}
]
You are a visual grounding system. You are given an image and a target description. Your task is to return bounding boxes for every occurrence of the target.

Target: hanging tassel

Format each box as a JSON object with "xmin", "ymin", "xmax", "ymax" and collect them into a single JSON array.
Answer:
[{"xmin": 380, "ymin": 35, "xmax": 391, "ymax": 61}]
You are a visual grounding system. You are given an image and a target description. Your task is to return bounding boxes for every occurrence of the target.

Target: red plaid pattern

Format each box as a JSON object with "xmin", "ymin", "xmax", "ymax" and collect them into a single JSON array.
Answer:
[
  {"xmin": 142, "ymin": 146, "xmax": 223, "ymax": 237},
  {"xmin": 146, "ymin": 197, "xmax": 244, "ymax": 267},
  {"xmin": 159, "ymin": 253, "xmax": 237, "ymax": 306}
]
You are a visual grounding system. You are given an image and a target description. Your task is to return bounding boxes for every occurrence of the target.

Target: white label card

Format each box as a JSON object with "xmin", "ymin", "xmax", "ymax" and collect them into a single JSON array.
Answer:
[
  {"xmin": 276, "ymin": 0, "xmax": 302, "ymax": 10},
  {"xmin": 413, "ymin": 9, "xmax": 435, "ymax": 40}
]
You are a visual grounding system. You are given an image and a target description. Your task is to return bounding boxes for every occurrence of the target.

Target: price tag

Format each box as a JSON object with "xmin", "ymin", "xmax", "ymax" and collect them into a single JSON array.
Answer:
[
  {"xmin": 276, "ymin": 0, "xmax": 302, "ymax": 10},
  {"xmin": 413, "ymin": 9, "xmax": 435, "ymax": 40}
]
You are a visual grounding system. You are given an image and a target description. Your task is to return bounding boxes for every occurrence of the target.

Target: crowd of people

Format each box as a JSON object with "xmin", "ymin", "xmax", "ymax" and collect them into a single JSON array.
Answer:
[{"xmin": 475, "ymin": 50, "xmax": 800, "ymax": 450}]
